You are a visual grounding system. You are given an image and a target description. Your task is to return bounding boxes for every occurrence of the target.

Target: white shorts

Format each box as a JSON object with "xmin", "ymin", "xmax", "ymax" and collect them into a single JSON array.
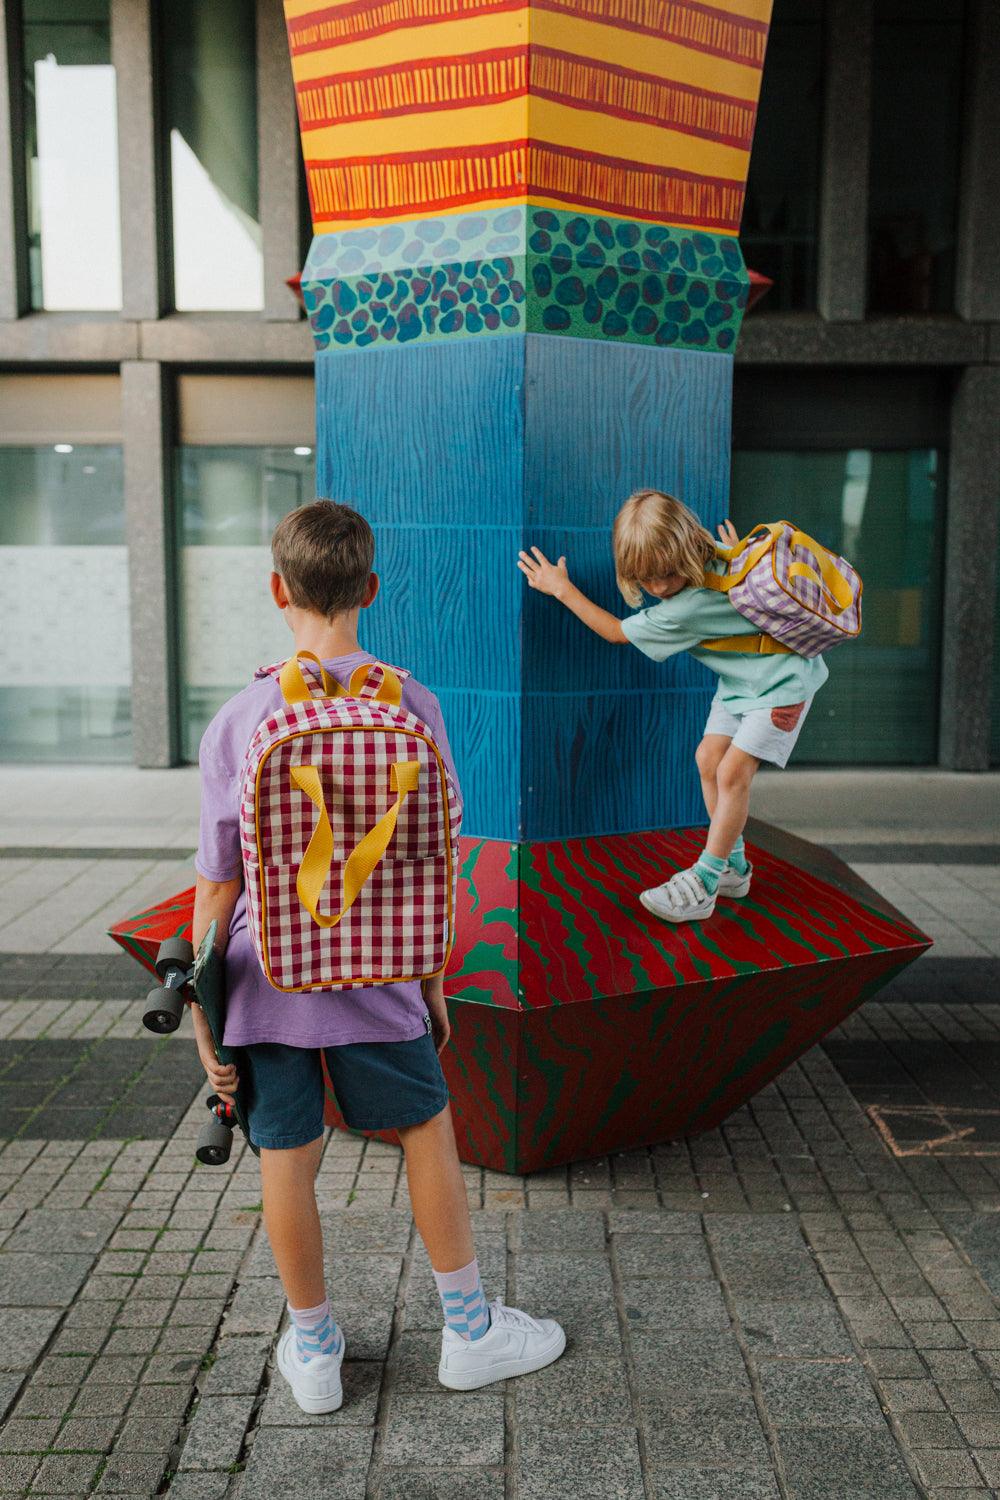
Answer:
[{"xmin": 703, "ymin": 695, "xmax": 813, "ymax": 770}]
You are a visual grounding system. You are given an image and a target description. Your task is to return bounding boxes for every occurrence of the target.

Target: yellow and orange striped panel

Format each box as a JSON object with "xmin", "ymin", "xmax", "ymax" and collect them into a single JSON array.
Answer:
[{"xmin": 284, "ymin": 0, "xmax": 771, "ymax": 234}]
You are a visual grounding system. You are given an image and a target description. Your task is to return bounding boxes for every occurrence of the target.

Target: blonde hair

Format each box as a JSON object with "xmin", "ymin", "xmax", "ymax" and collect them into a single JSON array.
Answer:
[{"xmin": 612, "ymin": 490, "xmax": 717, "ymax": 607}]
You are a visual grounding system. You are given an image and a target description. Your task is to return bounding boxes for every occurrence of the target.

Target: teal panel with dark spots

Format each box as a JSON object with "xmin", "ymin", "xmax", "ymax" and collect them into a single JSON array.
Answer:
[{"xmin": 302, "ymin": 206, "xmax": 748, "ymax": 355}]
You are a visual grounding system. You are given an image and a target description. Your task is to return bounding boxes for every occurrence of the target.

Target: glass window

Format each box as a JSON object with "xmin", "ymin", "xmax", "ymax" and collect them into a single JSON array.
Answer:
[
  {"xmin": 0, "ymin": 445, "xmax": 131, "ymax": 761},
  {"xmin": 740, "ymin": 0, "xmax": 823, "ymax": 312},
  {"xmin": 729, "ymin": 448, "xmax": 944, "ymax": 763},
  {"xmin": 868, "ymin": 0, "xmax": 966, "ymax": 314},
  {"xmin": 160, "ymin": 0, "xmax": 263, "ymax": 311},
  {"xmin": 176, "ymin": 446, "xmax": 316, "ymax": 760},
  {"xmin": 22, "ymin": 0, "xmax": 121, "ymax": 311}
]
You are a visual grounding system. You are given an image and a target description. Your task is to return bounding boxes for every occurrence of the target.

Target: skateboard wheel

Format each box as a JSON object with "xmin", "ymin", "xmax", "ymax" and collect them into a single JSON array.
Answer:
[
  {"xmin": 155, "ymin": 937, "xmax": 194, "ymax": 981},
  {"xmin": 196, "ymin": 1114, "xmax": 233, "ymax": 1166},
  {"xmin": 143, "ymin": 984, "xmax": 184, "ymax": 1035}
]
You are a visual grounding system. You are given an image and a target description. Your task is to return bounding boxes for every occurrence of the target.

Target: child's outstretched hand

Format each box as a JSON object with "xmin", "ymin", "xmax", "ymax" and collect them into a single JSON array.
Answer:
[
  {"xmin": 717, "ymin": 519, "xmax": 740, "ymax": 548},
  {"xmin": 518, "ymin": 546, "xmax": 570, "ymax": 599}
]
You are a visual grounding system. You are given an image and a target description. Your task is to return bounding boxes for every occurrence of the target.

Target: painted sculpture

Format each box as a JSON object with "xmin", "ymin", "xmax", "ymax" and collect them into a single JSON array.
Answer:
[{"xmin": 111, "ymin": 0, "xmax": 930, "ymax": 1169}]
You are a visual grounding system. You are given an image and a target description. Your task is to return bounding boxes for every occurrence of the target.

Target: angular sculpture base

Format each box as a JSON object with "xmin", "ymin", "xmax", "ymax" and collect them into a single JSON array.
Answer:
[{"xmin": 110, "ymin": 820, "xmax": 929, "ymax": 1174}]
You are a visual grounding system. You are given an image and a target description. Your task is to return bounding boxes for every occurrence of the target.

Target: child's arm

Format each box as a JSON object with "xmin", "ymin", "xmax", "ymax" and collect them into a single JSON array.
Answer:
[
  {"xmin": 190, "ymin": 873, "xmax": 242, "ymax": 1098},
  {"xmin": 517, "ymin": 547, "xmax": 628, "ymax": 644}
]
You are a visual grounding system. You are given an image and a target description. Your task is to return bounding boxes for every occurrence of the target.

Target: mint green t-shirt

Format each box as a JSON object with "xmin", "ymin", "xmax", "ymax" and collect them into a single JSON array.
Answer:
[{"xmin": 620, "ymin": 569, "xmax": 829, "ymax": 714}]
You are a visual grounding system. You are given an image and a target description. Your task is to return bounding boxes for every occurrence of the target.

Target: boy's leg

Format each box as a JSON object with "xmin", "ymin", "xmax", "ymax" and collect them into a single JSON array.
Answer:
[
  {"xmin": 704, "ymin": 744, "xmax": 759, "ymax": 863},
  {"xmin": 259, "ymin": 1137, "xmax": 326, "ymax": 1307},
  {"xmin": 398, "ymin": 1104, "xmax": 489, "ymax": 1339},
  {"xmin": 397, "ymin": 1102, "xmax": 474, "ymax": 1272},
  {"xmin": 695, "ymin": 733, "xmax": 731, "ymax": 820},
  {"xmin": 399, "ymin": 1101, "xmax": 565, "ymax": 1384}
]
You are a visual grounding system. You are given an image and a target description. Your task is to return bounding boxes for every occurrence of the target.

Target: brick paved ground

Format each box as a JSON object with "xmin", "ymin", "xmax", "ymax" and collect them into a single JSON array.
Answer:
[{"xmin": 0, "ymin": 768, "xmax": 998, "ymax": 1499}]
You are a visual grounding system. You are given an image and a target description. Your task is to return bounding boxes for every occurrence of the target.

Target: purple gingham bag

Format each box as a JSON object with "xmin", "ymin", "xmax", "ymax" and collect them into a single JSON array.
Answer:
[
  {"xmin": 704, "ymin": 521, "xmax": 862, "ymax": 657},
  {"xmin": 239, "ymin": 652, "xmax": 462, "ymax": 993}
]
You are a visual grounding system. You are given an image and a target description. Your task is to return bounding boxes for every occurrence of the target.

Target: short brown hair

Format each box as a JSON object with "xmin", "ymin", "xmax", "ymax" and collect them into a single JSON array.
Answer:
[
  {"xmin": 271, "ymin": 500, "xmax": 375, "ymax": 618},
  {"xmin": 612, "ymin": 489, "xmax": 716, "ymax": 607}
]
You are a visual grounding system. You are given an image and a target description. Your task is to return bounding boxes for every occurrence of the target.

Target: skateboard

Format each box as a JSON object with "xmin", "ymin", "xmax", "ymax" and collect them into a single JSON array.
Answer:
[{"xmin": 141, "ymin": 921, "xmax": 257, "ymax": 1166}]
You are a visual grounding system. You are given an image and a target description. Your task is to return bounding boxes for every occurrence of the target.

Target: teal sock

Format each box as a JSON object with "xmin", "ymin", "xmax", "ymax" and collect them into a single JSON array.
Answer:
[
  {"xmin": 694, "ymin": 850, "xmax": 726, "ymax": 895},
  {"xmin": 728, "ymin": 836, "xmax": 750, "ymax": 876}
]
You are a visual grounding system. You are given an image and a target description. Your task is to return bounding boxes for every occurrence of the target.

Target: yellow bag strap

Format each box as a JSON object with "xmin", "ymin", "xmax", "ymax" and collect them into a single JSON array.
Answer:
[
  {"xmin": 702, "ymin": 521, "xmax": 784, "ymax": 593},
  {"xmin": 279, "ymin": 652, "xmax": 404, "ymax": 708},
  {"xmin": 787, "ymin": 531, "xmax": 855, "ymax": 614},
  {"xmin": 290, "ymin": 760, "xmax": 420, "ymax": 929},
  {"xmin": 699, "ymin": 633, "xmax": 792, "ymax": 655},
  {"xmin": 279, "ymin": 650, "xmax": 336, "ymax": 704},
  {"xmin": 332, "ymin": 660, "xmax": 404, "ymax": 708}
]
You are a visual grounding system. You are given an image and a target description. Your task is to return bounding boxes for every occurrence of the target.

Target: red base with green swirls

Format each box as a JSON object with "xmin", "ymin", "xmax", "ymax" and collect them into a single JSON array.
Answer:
[{"xmin": 109, "ymin": 821, "xmax": 930, "ymax": 1174}]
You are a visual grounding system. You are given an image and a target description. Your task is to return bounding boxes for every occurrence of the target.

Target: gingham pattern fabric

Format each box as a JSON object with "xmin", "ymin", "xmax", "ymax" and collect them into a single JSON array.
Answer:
[
  {"xmin": 721, "ymin": 523, "xmax": 862, "ymax": 657},
  {"xmin": 241, "ymin": 661, "xmax": 462, "ymax": 992}
]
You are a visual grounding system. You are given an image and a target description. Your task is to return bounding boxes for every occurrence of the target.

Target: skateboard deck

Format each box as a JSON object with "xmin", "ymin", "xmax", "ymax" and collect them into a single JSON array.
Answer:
[{"xmin": 192, "ymin": 922, "xmax": 258, "ymax": 1157}]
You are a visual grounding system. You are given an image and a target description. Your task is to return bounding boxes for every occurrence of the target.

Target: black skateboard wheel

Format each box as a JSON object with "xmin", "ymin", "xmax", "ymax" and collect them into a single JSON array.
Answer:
[
  {"xmin": 196, "ymin": 1113, "xmax": 233, "ymax": 1166},
  {"xmin": 143, "ymin": 984, "xmax": 185, "ymax": 1035},
  {"xmin": 155, "ymin": 937, "xmax": 194, "ymax": 981}
]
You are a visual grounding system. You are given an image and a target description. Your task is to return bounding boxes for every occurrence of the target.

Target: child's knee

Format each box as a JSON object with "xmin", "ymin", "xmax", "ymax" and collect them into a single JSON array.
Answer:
[
  {"xmin": 397, "ymin": 1101, "xmax": 452, "ymax": 1147},
  {"xmin": 717, "ymin": 747, "xmax": 758, "ymax": 794},
  {"xmin": 695, "ymin": 737, "xmax": 726, "ymax": 778}
]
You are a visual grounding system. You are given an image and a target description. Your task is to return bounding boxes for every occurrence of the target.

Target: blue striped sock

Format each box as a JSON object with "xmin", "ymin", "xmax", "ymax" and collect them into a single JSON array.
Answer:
[
  {"xmin": 433, "ymin": 1258, "xmax": 491, "ymax": 1342},
  {"xmin": 694, "ymin": 850, "xmax": 727, "ymax": 895},
  {"xmin": 289, "ymin": 1298, "xmax": 342, "ymax": 1363},
  {"xmin": 728, "ymin": 836, "xmax": 750, "ymax": 876}
]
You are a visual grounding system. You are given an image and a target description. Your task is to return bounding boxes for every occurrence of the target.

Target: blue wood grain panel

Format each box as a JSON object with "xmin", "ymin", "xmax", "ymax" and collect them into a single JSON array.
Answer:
[
  {"xmin": 316, "ymin": 338, "xmax": 524, "ymax": 528},
  {"xmin": 433, "ymin": 688, "xmax": 520, "ymax": 843},
  {"xmin": 522, "ymin": 686, "xmax": 713, "ymax": 840},
  {"xmin": 363, "ymin": 525, "xmax": 521, "ymax": 694},
  {"xmin": 524, "ymin": 336, "xmax": 732, "ymax": 531},
  {"xmin": 521, "ymin": 526, "xmax": 714, "ymax": 696}
]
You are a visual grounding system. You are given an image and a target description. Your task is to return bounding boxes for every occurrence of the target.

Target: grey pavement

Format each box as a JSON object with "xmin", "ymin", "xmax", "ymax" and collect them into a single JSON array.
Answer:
[{"xmin": 0, "ymin": 767, "xmax": 998, "ymax": 1499}]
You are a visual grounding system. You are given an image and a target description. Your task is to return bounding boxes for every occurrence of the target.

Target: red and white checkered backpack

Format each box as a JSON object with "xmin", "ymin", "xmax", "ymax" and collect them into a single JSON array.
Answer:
[{"xmin": 239, "ymin": 650, "xmax": 462, "ymax": 993}]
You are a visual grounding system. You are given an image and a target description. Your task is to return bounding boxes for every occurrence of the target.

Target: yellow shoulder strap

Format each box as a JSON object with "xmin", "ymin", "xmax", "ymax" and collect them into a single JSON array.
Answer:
[
  {"xmin": 703, "ymin": 522, "xmax": 784, "ymax": 593},
  {"xmin": 699, "ymin": 633, "xmax": 793, "ymax": 655}
]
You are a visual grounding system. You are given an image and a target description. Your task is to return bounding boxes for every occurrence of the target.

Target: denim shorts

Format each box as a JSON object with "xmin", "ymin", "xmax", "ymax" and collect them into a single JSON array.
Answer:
[{"xmin": 241, "ymin": 1032, "xmax": 450, "ymax": 1149}]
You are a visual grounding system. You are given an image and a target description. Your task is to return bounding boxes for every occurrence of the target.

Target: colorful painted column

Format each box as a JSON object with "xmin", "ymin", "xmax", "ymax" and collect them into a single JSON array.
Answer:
[{"xmin": 284, "ymin": 0, "xmax": 769, "ymax": 842}]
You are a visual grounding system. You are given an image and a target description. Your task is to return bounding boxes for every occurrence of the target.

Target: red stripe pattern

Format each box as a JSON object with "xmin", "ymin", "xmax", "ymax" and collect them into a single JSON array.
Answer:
[
  {"xmin": 308, "ymin": 140, "xmax": 744, "ymax": 229},
  {"xmin": 288, "ymin": 0, "xmax": 766, "ymax": 65},
  {"xmin": 296, "ymin": 45, "xmax": 755, "ymax": 148}
]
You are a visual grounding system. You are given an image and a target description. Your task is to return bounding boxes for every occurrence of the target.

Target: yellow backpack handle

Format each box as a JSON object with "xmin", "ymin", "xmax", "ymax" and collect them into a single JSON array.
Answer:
[
  {"xmin": 291, "ymin": 760, "xmax": 420, "ymax": 929},
  {"xmin": 704, "ymin": 521, "xmax": 854, "ymax": 614},
  {"xmin": 279, "ymin": 651, "xmax": 404, "ymax": 707}
]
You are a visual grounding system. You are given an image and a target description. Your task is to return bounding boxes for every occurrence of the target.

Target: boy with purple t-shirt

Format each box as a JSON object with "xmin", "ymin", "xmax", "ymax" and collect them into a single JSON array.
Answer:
[{"xmin": 191, "ymin": 501, "xmax": 564, "ymax": 1413}]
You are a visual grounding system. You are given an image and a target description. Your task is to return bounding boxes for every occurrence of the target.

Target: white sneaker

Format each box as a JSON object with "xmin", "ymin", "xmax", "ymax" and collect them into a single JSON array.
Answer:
[
  {"xmin": 640, "ymin": 867, "xmax": 716, "ymax": 923},
  {"xmin": 717, "ymin": 861, "xmax": 752, "ymax": 898},
  {"xmin": 276, "ymin": 1324, "xmax": 344, "ymax": 1413},
  {"xmin": 438, "ymin": 1299, "xmax": 566, "ymax": 1390}
]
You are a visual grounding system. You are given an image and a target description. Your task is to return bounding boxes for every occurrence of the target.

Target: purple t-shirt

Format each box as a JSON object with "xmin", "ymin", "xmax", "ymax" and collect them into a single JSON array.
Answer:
[{"xmin": 195, "ymin": 650, "xmax": 461, "ymax": 1049}]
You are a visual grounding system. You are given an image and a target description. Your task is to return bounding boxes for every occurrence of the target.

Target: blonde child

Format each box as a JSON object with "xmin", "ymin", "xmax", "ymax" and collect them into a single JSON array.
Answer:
[{"xmin": 517, "ymin": 490, "xmax": 829, "ymax": 923}]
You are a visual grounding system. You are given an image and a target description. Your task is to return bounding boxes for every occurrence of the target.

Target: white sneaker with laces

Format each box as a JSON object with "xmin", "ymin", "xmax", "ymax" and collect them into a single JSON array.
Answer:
[
  {"xmin": 640, "ymin": 867, "xmax": 716, "ymax": 923},
  {"xmin": 717, "ymin": 861, "xmax": 752, "ymax": 898},
  {"xmin": 438, "ymin": 1299, "xmax": 566, "ymax": 1390},
  {"xmin": 276, "ymin": 1324, "xmax": 344, "ymax": 1413}
]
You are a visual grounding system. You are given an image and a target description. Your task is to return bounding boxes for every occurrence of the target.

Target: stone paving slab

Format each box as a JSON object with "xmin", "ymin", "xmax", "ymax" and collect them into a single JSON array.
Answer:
[{"xmin": 2, "ymin": 822, "xmax": 1000, "ymax": 1496}]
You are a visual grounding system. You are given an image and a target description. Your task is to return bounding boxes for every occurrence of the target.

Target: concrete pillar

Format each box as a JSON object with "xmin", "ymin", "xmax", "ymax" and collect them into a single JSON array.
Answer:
[
  {"xmin": 817, "ymin": 0, "xmax": 872, "ymax": 322},
  {"xmin": 0, "ymin": 0, "xmax": 28, "ymax": 319},
  {"xmin": 257, "ymin": 0, "xmax": 303, "ymax": 321},
  {"xmin": 955, "ymin": 0, "xmax": 1000, "ymax": 322},
  {"xmin": 938, "ymin": 365, "xmax": 1000, "ymax": 770},
  {"xmin": 122, "ymin": 360, "xmax": 178, "ymax": 767},
  {"xmin": 112, "ymin": 0, "xmax": 164, "ymax": 320}
]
